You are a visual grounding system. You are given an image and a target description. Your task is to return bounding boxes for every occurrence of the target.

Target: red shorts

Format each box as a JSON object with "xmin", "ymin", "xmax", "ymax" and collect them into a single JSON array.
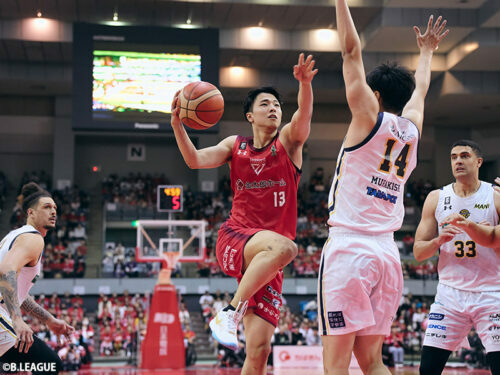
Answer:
[{"xmin": 216, "ymin": 222, "xmax": 283, "ymax": 327}]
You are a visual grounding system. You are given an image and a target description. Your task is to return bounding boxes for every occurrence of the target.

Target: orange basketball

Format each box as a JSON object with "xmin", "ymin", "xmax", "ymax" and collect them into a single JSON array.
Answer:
[{"xmin": 178, "ymin": 81, "xmax": 224, "ymax": 129}]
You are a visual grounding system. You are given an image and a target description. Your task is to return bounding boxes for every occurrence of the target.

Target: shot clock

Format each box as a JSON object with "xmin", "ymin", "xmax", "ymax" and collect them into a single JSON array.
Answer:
[{"xmin": 157, "ymin": 185, "xmax": 183, "ymax": 212}]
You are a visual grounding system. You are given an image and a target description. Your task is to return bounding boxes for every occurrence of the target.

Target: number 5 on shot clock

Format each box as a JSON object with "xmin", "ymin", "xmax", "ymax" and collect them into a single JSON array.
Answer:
[{"xmin": 157, "ymin": 185, "xmax": 183, "ymax": 212}]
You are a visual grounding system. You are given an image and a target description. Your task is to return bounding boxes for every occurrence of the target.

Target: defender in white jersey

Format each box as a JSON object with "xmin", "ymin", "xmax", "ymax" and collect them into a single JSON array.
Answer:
[
  {"xmin": 0, "ymin": 183, "xmax": 73, "ymax": 374},
  {"xmin": 321, "ymin": 2, "xmax": 449, "ymax": 374},
  {"xmin": 414, "ymin": 140, "xmax": 500, "ymax": 374}
]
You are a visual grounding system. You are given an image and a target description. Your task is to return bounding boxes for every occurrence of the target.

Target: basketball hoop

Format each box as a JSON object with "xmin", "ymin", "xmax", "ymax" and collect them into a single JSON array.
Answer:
[{"xmin": 158, "ymin": 252, "xmax": 182, "ymax": 285}]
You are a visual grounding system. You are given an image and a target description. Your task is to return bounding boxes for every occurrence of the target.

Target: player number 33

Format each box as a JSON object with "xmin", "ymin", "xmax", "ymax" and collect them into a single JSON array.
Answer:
[{"xmin": 454, "ymin": 240, "xmax": 477, "ymax": 258}]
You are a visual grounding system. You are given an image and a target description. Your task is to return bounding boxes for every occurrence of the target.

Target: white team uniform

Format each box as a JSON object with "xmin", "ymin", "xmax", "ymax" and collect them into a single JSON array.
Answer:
[
  {"xmin": 319, "ymin": 112, "xmax": 419, "ymax": 336},
  {"xmin": 424, "ymin": 182, "xmax": 500, "ymax": 352},
  {"xmin": 0, "ymin": 225, "xmax": 42, "ymax": 356}
]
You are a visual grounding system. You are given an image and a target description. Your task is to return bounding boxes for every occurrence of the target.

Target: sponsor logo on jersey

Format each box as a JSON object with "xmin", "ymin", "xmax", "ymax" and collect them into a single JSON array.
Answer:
[
  {"xmin": 366, "ymin": 187, "xmax": 397, "ymax": 204},
  {"xmin": 245, "ymin": 179, "xmax": 286, "ymax": 190},
  {"xmin": 236, "ymin": 179, "xmax": 244, "ymax": 191},
  {"xmin": 262, "ymin": 296, "xmax": 271, "ymax": 304},
  {"xmin": 271, "ymin": 145, "xmax": 277, "ymax": 156},
  {"xmin": 31, "ymin": 274, "xmax": 40, "ymax": 284},
  {"xmin": 492, "ymin": 334, "xmax": 500, "ymax": 343},
  {"xmin": 237, "ymin": 149, "xmax": 247, "ymax": 156},
  {"xmin": 429, "ymin": 313, "xmax": 445, "ymax": 321},
  {"xmin": 459, "ymin": 209, "xmax": 471, "ymax": 218},
  {"xmin": 428, "ymin": 324, "xmax": 446, "ymax": 331},
  {"xmin": 426, "ymin": 332, "xmax": 446, "ymax": 339},
  {"xmin": 239, "ymin": 142, "xmax": 247, "ymax": 150},
  {"xmin": 250, "ymin": 158, "xmax": 266, "ymax": 176},
  {"xmin": 490, "ymin": 313, "xmax": 500, "ymax": 322},
  {"xmin": 328, "ymin": 311, "xmax": 346, "ymax": 329},
  {"xmin": 389, "ymin": 123, "xmax": 416, "ymax": 142},
  {"xmin": 272, "ymin": 298, "xmax": 281, "ymax": 309},
  {"xmin": 444, "ymin": 196, "xmax": 452, "ymax": 210},
  {"xmin": 489, "ymin": 325, "xmax": 500, "ymax": 331},
  {"xmin": 474, "ymin": 203, "xmax": 490, "ymax": 209},
  {"xmin": 370, "ymin": 176, "xmax": 401, "ymax": 192}
]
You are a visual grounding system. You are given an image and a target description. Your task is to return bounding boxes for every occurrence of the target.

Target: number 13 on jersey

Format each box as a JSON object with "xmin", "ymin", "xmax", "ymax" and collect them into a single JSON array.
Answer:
[{"xmin": 274, "ymin": 191, "xmax": 285, "ymax": 207}]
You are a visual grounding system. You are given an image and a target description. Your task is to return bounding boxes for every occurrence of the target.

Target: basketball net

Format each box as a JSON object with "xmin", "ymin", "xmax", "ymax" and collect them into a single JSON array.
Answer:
[{"xmin": 158, "ymin": 251, "xmax": 181, "ymax": 285}]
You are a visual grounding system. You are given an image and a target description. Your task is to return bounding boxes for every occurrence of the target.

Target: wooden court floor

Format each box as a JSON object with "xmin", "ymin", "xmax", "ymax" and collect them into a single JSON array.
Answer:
[{"xmin": 76, "ymin": 365, "xmax": 492, "ymax": 374}]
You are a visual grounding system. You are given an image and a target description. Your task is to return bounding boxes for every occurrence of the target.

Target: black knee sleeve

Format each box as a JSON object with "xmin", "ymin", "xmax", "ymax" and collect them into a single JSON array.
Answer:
[
  {"xmin": 0, "ymin": 335, "xmax": 63, "ymax": 374},
  {"xmin": 419, "ymin": 345, "xmax": 451, "ymax": 375},
  {"xmin": 487, "ymin": 351, "xmax": 500, "ymax": 375}
]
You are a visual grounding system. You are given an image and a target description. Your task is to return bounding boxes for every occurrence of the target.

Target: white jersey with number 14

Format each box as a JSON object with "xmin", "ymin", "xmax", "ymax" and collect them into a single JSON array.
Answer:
[{"xmin": 327, "ymin": 112, "xmax": 419, "ymax": 234}]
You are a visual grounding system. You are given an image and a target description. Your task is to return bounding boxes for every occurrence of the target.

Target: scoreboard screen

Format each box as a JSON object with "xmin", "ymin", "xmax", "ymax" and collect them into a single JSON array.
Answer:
[{"xmin": 157, "ymin": 185, "xmax": 183, "ymax": 212}]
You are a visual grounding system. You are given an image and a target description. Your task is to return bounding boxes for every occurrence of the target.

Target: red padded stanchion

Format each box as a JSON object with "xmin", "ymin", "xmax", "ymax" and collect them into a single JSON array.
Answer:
[{"xmin": 141, "ymin": 284, "xmax": 185, "ymax": 369}]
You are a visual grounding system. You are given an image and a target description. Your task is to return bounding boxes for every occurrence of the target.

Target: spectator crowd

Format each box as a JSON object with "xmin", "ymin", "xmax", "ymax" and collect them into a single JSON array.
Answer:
[{"xmin": 26, "ymin": 293, "xmax": 93, "ymax": 371}]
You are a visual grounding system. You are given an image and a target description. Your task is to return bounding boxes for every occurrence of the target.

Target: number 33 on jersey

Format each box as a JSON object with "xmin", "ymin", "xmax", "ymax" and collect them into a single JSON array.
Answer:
[{"xmin": 328, "ymin": 112, "xmax": 419, "ymax": 233}]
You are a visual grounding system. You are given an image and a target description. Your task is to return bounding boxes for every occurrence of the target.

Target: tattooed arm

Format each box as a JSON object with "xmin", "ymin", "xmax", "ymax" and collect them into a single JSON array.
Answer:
[
  {"xmin": 21, "ymin": 295, "xmax": 53, "ymax": 323},
  {"xmin": 0, "ymin": 270, "xmax": 23, "ymax": 321},
  {"xmin": 0, "ymin": 233, "xmax": 43, "ymax": 353},
  {"xmin": 21, "ymin": 294, "xmax": 75, "ymax": 341}
]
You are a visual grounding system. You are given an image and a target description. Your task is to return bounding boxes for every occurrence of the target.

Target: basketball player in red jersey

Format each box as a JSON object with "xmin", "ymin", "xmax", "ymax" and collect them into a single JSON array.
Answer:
[{"xmin": 171, "ymin": 53, "xmax": 317, "ymax": 374}]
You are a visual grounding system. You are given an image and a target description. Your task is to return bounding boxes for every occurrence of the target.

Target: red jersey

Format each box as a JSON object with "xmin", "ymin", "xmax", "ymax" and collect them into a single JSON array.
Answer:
[{"xmin": 227, "ymin": 133, "xmax": 300, "ymax": 240}]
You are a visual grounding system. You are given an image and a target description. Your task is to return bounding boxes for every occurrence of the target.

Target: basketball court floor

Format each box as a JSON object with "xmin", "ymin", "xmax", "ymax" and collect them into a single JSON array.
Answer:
[{"xmin": 77, "ymin": 365, "xmax": 492, "ymax": 374}]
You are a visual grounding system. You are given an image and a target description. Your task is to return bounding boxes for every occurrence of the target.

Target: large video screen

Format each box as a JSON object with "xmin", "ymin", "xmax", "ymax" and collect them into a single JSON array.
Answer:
[
  {"xmin": 73, "ymin": 24, "xmax": 219, "ymax": 132},
  {"xmin": 92, "ymin": 50, "xmax": 201, "ymax": 116}
]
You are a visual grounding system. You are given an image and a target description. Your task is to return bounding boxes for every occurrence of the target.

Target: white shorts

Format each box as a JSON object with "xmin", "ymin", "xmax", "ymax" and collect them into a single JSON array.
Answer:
[
  {"xmin": 424, "ymin": 283, "xmax": 500, "ymax": 353},
  {"xmin": 0, "ymin": 310, "xmax": 17, "ymax": 356},
  {"xmin": 318, "ymin": 228, "xmax": 403, "ymax": 336}
]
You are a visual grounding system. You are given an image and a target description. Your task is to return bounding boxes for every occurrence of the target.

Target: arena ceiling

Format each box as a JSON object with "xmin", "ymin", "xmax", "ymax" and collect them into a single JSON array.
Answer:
[{"xmin": 0, "ymin": 0, "xmax": 499, "ymax": 127}]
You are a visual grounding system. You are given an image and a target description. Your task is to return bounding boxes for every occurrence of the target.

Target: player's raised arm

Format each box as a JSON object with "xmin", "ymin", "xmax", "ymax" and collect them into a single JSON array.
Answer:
[
  {"xmin": 413, "ymin": 190, "xmax": 462, "ymax": 262},
  {"xmin": 170, "ymin": 90, "xmax": 235, "ymax": 169},
  {"xmin": 335, "ymin": 0, "xmax": 379, "ymax": 135},
  {"xmin": 402, "ymin": 15, "xmax": 449, "ymax": 133},
  {"xmin": 281, "ymin": 53, "xmax": 317, "ymax": 145}
]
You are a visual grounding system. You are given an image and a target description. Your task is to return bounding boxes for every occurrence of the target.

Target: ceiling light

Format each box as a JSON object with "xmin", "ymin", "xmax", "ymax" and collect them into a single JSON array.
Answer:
[
  {"xmin": 229, "ymin": 66, "xmax": 245, "ymax": 78},
  {"xmin": 186, "ymin": 17, "xmax": 192, "ymax": 25},
  {"xmin": 247, "ymin": 27, "xmax": 266, "ymax": 41},
  {"xmin": 113, "ymin": 11, "xmax": 119, "ymax": 22},
  {"xmin": 36, "ymin": 10, "xmax": 42, "ymax": 18},
  {"xmin": 463, "ymin": 42, "xmax": 479, "ymax": 53}
]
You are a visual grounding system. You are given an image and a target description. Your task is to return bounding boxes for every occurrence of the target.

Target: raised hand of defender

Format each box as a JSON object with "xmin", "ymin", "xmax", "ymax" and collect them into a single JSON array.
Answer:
[
  {"xmin": 414, "ymin": 15, "xmax": 449, "ymax": 52},
  {"xmin": 170, "ymin": 90, "xmax": 182, "ymax": 128},
  {"xmin": 293, "ymin": 53, "xmax": 318, "ymax": 84},
  {"xmin": 494, "ymin": 177, "xmax": 500, "ymax": 194}
]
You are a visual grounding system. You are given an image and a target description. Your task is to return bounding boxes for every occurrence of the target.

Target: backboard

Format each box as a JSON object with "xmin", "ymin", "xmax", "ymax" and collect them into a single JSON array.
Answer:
[{"xmin": 134, "ymin": 219, "xmax": 206, "ymax": 264}]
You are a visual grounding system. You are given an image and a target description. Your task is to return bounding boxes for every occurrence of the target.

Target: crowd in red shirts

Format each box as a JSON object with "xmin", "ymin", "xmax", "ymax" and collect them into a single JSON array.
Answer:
[
  {"xmin": 26, "ymin": 293, "xmax": 93, "ymax": 371},
  {"xmin": 96, "ymin": 291, "xmax": 150, "ymax": 358}
]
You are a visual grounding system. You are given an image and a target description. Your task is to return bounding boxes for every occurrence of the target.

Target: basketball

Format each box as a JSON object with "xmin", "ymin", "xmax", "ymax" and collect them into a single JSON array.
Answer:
[{"xmin": 178, "ymin": 81, "xmax": 224, "ymax": 129}]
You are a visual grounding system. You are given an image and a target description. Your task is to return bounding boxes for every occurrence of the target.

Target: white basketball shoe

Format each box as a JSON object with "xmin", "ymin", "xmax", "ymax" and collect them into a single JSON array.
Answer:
[{"xmin": 209, "ymin": 299, "xmax": 248, "ymax": 351}]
